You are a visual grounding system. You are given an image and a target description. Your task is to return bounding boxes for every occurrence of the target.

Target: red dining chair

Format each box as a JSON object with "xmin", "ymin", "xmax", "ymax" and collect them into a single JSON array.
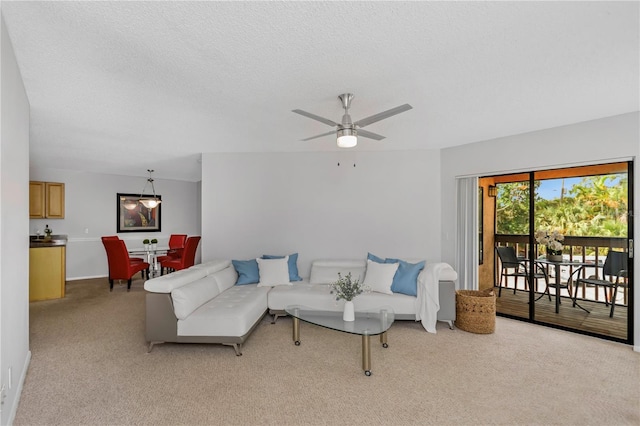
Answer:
[
  {"xmin": 160, "ymin": 236, "xmax": 201, "ymax": 275},
  {"xmin": 156, "ymin": 234, "xmax": 187, "ymax": 274},
  {"xmin": 102, "ymin": 238, "xmax": 150, "ymax": 291},
  {"xmin": 102, "ymin": 235, "xmax": 147, "ymax": 278},
  {"xmin": 101, "ymin": 236, "xmax": 145, "ymax": 262}
]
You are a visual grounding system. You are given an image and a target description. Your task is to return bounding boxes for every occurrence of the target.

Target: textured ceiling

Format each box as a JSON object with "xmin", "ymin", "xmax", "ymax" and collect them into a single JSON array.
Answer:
[{"xmin": 2, "ymin": 1, "xmax": 638, "ymax": 182}]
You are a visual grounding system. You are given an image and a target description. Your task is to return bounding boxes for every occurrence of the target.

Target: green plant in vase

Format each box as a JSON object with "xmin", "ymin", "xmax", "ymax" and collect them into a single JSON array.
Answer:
[
  {"xmin": 330, "ymin": 272, "xmax": 367, "ymax": 322},
  {"xmin": 330, "ymin": 272, "xmax": 365, "ymax": 302}
]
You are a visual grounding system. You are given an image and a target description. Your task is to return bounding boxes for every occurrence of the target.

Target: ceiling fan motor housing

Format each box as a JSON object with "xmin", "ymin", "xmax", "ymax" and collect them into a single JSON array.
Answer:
[{"xmin": 337, "ymin": 127, "xmax": 357, "ymax": 138}]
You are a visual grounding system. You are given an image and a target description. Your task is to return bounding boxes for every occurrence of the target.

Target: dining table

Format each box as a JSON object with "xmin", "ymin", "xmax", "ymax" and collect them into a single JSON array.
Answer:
[
  {"xmin": 128, "ymin": 247, "xmax": 169, "ymax": 278},
  {"xmin": 535, "ymin": 258, "xmax": 591, "ymax": 314}
]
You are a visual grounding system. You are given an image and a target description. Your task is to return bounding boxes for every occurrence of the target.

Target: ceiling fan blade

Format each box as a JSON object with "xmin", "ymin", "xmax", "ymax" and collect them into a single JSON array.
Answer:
[
  {"xmin": 301, "ymin": 130, "xmax": 336, "ymax": 141},
  {"xmin": 354, "ymin": 104, "xmax": 413, "ymax": 128},
  {"xmin": 292, "ymin": 109, "xmax": 338, "ymax": 127},
  {"xmin": 357, "ymin": 129, "xmax": 386, "ymax": 141}
]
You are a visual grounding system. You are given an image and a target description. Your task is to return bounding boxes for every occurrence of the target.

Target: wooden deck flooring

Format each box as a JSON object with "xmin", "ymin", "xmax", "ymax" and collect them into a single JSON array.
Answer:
[{"xmin": 495, "ymin": 287, "xmax": 628, "ymax": 341}]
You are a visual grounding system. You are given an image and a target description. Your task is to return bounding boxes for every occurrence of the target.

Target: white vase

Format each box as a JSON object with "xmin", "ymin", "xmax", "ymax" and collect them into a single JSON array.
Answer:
[
  {"xmin": 548, "ymin": 254, "xmax": 563, "ymax": 262},
  {"xmin": 343, "ymin": 300, "xmax": 355, "ymax": 322}
]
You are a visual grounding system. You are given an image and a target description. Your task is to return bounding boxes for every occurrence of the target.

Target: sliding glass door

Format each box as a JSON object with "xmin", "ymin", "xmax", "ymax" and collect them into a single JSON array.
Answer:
[{"xmin": 485, "ymin": 161, "xmax": 633, "ymax": 344}]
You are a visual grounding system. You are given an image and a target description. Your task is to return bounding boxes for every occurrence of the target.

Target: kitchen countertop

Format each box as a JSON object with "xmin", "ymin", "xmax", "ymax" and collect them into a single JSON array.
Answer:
[{"xmin": 30, "ymin": 234, "xmax": 67, "ymax": 248}]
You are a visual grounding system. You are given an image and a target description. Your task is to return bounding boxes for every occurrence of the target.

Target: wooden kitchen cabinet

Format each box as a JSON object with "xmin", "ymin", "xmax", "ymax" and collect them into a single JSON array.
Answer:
[
  {"xmin": 45, "ymin": 182, "xmax": 65, "ymax": 218},
  {"xmin": 29, "ymin": 181, "xmax": 45, "ymax": 218},
  {"xmin": 30, "ymin": 181, "xmax": 65, "ymax": 218},
  {"xmin": 29, "ymin": 246, "xmax": 66, "ymax": 301}
]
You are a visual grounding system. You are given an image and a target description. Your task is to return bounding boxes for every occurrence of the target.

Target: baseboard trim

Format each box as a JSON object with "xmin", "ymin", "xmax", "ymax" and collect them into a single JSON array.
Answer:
[
  {"xmin": 66, "ymin": 274, "xmax": 107, "ymax": 281},
  {"xmin": 7, "ymin": 350, "xmax": 31, "ymax": 426}
]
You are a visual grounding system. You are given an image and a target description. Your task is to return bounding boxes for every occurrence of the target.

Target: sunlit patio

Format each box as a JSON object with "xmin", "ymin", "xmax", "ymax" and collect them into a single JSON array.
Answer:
[{"xmin": 495, "ymin": 276, "xmax": 628, "ymax": 340}]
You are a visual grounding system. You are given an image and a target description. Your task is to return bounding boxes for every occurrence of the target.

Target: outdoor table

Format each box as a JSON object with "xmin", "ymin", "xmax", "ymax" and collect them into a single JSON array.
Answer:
[{"xmin": 535, "ymin": 259, "xmax": 590, "ymax": 314}]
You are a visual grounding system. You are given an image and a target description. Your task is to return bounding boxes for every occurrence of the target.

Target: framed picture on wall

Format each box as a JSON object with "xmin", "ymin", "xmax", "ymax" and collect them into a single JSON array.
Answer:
[{"xmin": 116, "ymin": 193, "xmax": 162, "ymax": 232}]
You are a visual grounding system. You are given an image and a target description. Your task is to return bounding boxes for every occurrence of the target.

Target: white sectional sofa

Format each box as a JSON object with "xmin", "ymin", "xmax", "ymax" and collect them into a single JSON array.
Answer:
[
  {"xmin": 144, "ymin": 257, "xmax": 457, "ymax": 355},
  {"xmin": 144, "ymin": 260, "xmax": 268, "ymax": 355}
]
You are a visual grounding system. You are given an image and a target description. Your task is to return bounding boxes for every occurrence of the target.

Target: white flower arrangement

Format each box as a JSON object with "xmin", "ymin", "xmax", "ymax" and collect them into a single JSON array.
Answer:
[
  {"xmin": 535, "ymin": 229, "xmax": 564, "ymax": 255},
  {"xmin": 329, "ymin": 272, "xmax": 367, "ymax": 302}
]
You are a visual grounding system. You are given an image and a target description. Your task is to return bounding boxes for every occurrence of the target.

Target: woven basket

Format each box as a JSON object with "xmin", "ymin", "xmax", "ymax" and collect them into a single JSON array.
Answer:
[{"xmin": 455, "ymin": 289, "xmax": 496, "ymax": 334}]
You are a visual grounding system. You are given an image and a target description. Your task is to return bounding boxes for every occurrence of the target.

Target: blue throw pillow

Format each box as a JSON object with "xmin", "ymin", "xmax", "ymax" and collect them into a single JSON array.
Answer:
[
  {"xmin": 231, "ymin": 259, "xmax": 260, "ymax": 285},
  {"xmin": 262, "ymin": 253, "xmax": 302, "ymax": 281},
  {"xmin": 367, "ymin": 252, "xmax": 386, "ymax": 264},
  {"xmin": 385, "ymin": 258, "xmax": 426, "ymax": 297}
]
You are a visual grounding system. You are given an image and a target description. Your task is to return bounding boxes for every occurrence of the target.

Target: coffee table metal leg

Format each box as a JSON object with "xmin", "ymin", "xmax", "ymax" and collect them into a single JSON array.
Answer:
[
  {"xmin": 362, "ymin": 334, "xmax": 371, "ymax": 376},
  {"xmin": 380, "ymin": 331, "xmax": 388, "ymax": 348},
  {"xmin": 293, "ymin": 317, "xmax": 300, "ymax": 345}
]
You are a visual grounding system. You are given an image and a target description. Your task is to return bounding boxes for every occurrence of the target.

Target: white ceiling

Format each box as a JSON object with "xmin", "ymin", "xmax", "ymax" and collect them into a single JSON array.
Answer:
[{"xmin": 2, "ymin": 1, "xmax": 638, "ymax": 182}]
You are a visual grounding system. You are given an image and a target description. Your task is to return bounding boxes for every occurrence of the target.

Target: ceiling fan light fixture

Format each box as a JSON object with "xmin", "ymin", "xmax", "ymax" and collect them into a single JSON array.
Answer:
[{"xmin": 337, "ymin": 128, "xmax": 357, "ymax": 148}]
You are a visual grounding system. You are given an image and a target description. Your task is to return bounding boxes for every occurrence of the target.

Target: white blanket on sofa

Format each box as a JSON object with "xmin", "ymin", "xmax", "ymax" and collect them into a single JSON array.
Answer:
[{"xmin": 417, "ymin": 262, "xmax": 457, "ymax": 333}]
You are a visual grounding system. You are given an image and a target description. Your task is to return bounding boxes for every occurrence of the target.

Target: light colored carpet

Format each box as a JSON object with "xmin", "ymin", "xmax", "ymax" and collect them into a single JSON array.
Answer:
[{"xmin": 15, "ymin": 278, "xmax": 640, "ymax": 425}]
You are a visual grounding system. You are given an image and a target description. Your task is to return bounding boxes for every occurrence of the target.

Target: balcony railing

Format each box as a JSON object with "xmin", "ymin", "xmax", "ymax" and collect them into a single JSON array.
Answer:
[{"xmin": 495, "ymin": 234, "xmax": 629, "ymax": 306}]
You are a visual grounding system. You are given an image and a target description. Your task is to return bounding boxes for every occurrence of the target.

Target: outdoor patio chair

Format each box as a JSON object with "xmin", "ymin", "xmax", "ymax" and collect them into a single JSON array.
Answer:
[
  {"xmin": 575, "ymin": 250, "xmax": 628, "ymax": 317},
  {"xmin": 495, "ymin": 246, "xmax": 548, "ymax": 297}
]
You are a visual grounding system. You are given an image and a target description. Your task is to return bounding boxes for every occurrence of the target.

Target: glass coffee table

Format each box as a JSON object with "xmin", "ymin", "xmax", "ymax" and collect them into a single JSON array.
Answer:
[{"xmin": 285, "ymin": 305, "xmax": 394, "ymax": 376}]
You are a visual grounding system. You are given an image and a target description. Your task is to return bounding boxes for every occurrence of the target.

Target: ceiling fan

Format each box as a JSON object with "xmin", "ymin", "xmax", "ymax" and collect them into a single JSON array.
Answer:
[{"xmin": 292, "ymin": 93, "xmax": 412, "ymax": 148}]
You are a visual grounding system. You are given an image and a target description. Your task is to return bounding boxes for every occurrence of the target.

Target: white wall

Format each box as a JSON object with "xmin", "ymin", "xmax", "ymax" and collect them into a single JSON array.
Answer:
[
  {"xmin": 29, "ymin": 169, "xmax": 201, "ymax": 279},
  {"xmin": 440, "ymin": 112, "xmax": 640, "ymax": 349},
  {"xmin": 1, "ymin": 13, "xmax": 31, "ymax": 426},
  {"xmin": 201, "ymin": 150, "xmax": 441, "ymax": 277}
]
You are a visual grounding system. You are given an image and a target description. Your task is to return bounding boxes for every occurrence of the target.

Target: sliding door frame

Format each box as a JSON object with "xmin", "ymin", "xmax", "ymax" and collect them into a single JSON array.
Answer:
[{"xmin": 488, "ymin": 161, "xmax": 634, "ymax": 345}]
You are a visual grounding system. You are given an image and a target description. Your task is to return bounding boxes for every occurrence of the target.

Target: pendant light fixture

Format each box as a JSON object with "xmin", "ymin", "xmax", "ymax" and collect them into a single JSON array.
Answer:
[
  {"xmin": 139, "ymin": 169, "xmax": 161, "ymax": 209},
  {"xmin": 123, "ymin": 169, "xmax": 162, "ymax": 210}
]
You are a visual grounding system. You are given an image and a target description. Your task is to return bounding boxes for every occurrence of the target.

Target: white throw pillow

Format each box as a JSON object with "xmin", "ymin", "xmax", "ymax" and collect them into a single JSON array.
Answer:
[
  {"xmin": 256, "ymin": 256, "xmax": 291, "ymax": 287},
  {"xmin": 363, "ymin": 259, "xmax": 398, "ymax": 295}
]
